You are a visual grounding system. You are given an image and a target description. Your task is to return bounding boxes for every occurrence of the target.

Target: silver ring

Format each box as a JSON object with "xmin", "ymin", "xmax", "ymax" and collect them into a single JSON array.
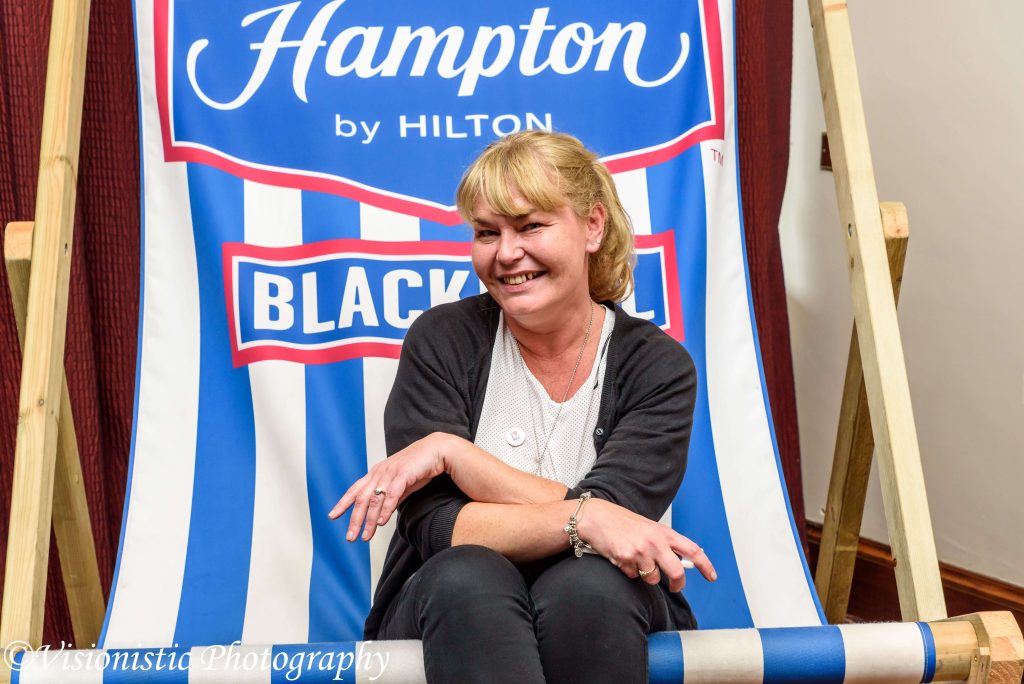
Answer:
[
  {"xmin": 638, "ymin": 566, "xmax": 657, "ymax": 578},
  {"xmin": 373, "ymin": 487, "xmax": 386, "ymax": 496}
]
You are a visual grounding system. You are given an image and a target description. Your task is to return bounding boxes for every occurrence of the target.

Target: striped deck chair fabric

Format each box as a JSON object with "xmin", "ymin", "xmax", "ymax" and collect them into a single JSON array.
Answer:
[{"xmin": 13, "ymin": 1, "xmax": 944, "ymax": 681}]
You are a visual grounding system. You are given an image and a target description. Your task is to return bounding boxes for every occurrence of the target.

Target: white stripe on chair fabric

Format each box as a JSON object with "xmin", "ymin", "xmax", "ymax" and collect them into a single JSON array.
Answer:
[
  {"xmin": 699, "ymin": 0, "xmax": 820, "ymax": 628},
  {"xmin": 359, "ymin": 203, "xmax": 420, "ymax": 598},
  {"xmin": 614, "ymin": 168, "xmax": 654, "ymax": 234},
  {"xmin": 678, "ymin": 628, "xmax": 764, "ymax": 683},
  {"xmin": 241, "ymin": 181, "xmax": 313, "ymax": 643},
  {"xmin": 188, "ymin": 645, "xmax": 270, "ymax": 683},
  {"xmin": 101, "ymin": 0, "xmax": 199, "ymax": 648},
  {"xmin": 357, "ymin": 641, "xmax": 425, "ymax": 684},
  {"xmin": 363, "ymin": 356, "xmax": 400, "ymax": 598},
  {"xmin": 836, "ymin": 623, "xmax": 930, "ymax": 683},
  {"xmin": 15, "ymin": 651, "xmax": 106, "ymax": 684}
]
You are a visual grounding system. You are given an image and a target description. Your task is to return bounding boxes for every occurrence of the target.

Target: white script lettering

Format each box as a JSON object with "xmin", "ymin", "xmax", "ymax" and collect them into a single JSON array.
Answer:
[{"xmin": 187, "ymin": 5, "xmax": 691, "ymax": 108}]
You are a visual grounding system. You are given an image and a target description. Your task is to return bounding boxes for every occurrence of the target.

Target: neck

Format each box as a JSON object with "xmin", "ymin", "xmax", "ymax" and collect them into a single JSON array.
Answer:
[{"xmin": 507, "ymin": 296, "xmax": 598, "ymax": 360}]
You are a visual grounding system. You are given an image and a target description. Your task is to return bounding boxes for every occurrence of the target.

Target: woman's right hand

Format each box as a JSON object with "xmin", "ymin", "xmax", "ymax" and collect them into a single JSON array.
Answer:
[
  {"xmin": 328, "ymin": 432, "xmax": 449, "ymax": 542},
  {"xmin": 577, "ymin": 498, "xmax": 717, "ymax": 592}
]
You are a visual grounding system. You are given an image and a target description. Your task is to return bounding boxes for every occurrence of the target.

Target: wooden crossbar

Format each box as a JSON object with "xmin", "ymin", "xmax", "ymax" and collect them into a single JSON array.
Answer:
[
  {"xmin": 808, "ymin": 0, "xmax": 946, "ymax": 621},
  {"xmin": 816, "ymin": 201, "xmax": 910, "ymax": 622},
  {"xmin": 934, "ymin": 612, "xmax": 1024, "ymax": 683},
  {"xmin": 4, "ymin": 222, "xmax": 105, "ymax": 650},
  {"xmin": 0, "ymin": 0, "xmax": 93, "ymax": 675}
]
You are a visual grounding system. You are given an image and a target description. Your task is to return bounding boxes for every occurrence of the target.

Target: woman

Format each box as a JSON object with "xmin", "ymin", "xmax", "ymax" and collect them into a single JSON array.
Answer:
[{"xmin": 329, "ymin": 130, "xmax": 716, "ymax": 683}]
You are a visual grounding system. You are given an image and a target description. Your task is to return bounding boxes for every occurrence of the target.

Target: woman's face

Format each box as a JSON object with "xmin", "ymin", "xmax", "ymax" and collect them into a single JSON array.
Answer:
[{"xmin": 470, "ymin": 189, "xmax": 605, "ymax": 328}]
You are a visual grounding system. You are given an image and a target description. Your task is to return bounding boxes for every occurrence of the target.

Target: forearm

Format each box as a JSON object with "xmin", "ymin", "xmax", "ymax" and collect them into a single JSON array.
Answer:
[
  {"xmin": 452, "ymin": 495, "xmax": 718, "ymax": 590},
  {"xmin": 450, "ymin": 500, "xmax": 579, "ymax": 563},
  {"xmin": 439, "ymin": 433, "xmax": 567, "ymax": 504}
]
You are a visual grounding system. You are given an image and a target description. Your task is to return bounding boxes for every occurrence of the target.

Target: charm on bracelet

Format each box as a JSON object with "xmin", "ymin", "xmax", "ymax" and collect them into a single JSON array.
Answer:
[{"xmin": 564, "ymin": 491, "xmax": 593, "ymax": 557}]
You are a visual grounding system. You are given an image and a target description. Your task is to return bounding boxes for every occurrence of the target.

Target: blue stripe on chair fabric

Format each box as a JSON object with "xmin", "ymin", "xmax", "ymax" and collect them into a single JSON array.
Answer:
[
  {"xmin": 648, "ymin": 631, "xmax": 685, "ymax": 684},
  {"xmin": 269, "ymin": 643, "xmax": 359, "ymax": 683},
  {"xmin": 917, "ymin": 622, "xmax": 937, "ymax": 683},
  {"xmin": 303, "ymin": 190, "xmax": 373, "ymax": 643},
  {"xmin": 304, "ymin": 359, "xmax": 373, "ymax": 641},
  {"xmin": 760, "ymin": 626, "xmax": 845, "ymax": 683},
  {"xmin": 175, "ymin": 165, "xmax": 256, "ymax": 648},
  {"xmin": 10, "ymin": 651, "xmax": 23, "ymax": 684}
]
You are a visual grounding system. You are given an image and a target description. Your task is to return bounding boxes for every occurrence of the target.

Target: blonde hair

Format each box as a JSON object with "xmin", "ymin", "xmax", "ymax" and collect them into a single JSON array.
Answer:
[{"xmin": 456, "ymin": 130, "xmax": 635, "ymax": 302}]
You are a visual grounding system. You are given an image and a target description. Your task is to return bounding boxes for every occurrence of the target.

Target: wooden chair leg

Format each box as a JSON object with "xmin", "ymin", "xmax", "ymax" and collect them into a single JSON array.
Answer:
[
  {"xmin": 815, "ymin": 202, "xmax": 909, "ymax": 623},
  {"xmin": 809, "ymin": 0, "xmax": 946, "ymax": 621},
  {"xmin": 0, "ymin": 0, "xmax": 93, "ymax": 676},
  {"xmin": 5, "ymin": 222, "xmax": 105, "ymax": 649}
]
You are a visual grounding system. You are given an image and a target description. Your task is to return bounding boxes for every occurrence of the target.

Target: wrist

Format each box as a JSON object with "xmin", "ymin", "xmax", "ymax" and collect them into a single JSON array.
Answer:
[
  {"xmin": 574, "ymin": 496, "xmax": 603, "ymax": 543},
  {"xmin": 564, "ymin": 492, "xmax": 595, "ymax": 557},
  {"xmin": 429, "ymin": 431, "xmax": 459, "ymax": 475}
]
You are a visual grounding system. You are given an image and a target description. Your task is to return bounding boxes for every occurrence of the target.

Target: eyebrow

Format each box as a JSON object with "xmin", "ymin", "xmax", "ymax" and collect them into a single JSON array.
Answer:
[{"xmin": 471, "ymin": 207, "xmax": 540, "ymax": 227}]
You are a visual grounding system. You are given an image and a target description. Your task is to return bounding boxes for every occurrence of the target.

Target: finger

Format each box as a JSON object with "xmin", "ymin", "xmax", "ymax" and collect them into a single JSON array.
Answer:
[
  {"xmin": 360, "ymin": 495, "xmax": 382, "ymax": 541},
  {"xmin": 656, "ymin": 545, "xmax": 687, "ymax": 593},
  {"xmin": 670, "ymin": 536, "xmax": 716, "ymax": 582},
  {"xmin": 346, "ymin": 489, "xmax": 375, "ymax": 542},
  {"xmin": 689, "ymin": 547, "xmax": 716, "ymax": 582},
  {"xmin": 361, "ymin": 483, "xmax": 392, "ymax": 541},
  {"xmin": 327, "ymin": 495, "xmax": 349, "ymax": 521},
  {"xmin": 615, "ymin": 557, "xmax": 639, "ymax": 580},
  {"xmin": 636, "ymin": 558, "xmax": 661, "ymax": 586},
  {"xmin": 328, "ymin": 477, "xmax": 367, "ymax": 519},
  {"xmin": 375, "ymin": 480, "xmax": 406, "ymax": 529}
]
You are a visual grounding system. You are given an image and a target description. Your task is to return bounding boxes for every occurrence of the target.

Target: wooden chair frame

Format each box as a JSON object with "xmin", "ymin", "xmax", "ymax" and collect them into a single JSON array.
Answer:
[
  {"xmin": 1, "ymin": 0, "xmax": 103, "ymax": 665},
  {"xmin": 1, "ymin": 1, "xmax": 1020, "ymax": 681}
]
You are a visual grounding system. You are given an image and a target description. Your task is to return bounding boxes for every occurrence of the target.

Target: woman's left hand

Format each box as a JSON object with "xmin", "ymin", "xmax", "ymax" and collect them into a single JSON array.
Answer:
[
  {"xmin": 578, "ymin": 498, "xmax": 717, "ymax": 592},
  {"xmin": 328, "ymin": 433, "xmax": 449, "ymax": 542}
]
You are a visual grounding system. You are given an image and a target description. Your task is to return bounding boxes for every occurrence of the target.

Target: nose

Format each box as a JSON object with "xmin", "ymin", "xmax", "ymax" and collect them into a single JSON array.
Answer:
[{"xmin": 496, "ymin": 232, "xmax": 524, "ymax": 264}]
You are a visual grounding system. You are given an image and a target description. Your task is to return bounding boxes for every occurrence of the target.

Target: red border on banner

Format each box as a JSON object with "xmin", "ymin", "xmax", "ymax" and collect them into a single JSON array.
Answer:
[
  {"xmin": 223, "ymin": 233, "xmax": 683, "ymax": 366},
  {"xmin": 155, "ymin": 1, "xmax": 726, "ymax": 226}
]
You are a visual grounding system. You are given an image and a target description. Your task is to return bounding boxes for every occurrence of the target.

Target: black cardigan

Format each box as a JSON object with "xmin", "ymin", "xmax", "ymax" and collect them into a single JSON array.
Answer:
[{"xmin": 364, "ymin": 293, "xmax": 698, "ymax": 638}]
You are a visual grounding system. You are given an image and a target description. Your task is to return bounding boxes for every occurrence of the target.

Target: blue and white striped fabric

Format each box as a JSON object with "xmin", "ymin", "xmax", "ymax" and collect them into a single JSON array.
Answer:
[
  {"xmin": 14, "ymin": 624, "xmax": 938, "ymax": 683},
  {"xmin": 99, "ymin": 0, "xmax": 823, "ymax": 669}
]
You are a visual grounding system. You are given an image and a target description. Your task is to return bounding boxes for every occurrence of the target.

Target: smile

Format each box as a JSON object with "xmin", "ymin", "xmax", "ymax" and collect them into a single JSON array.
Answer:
[{"xmin": 500, "ymin": 271, "xmax": 544, "ymax": 285}]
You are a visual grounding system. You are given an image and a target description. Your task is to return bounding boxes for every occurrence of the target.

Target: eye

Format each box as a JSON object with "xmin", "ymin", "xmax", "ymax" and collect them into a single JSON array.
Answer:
[
  {"xmin": 473, "ymin": 228, "xmax": 498, "ymax": 240},
  {"xmin": 521, "ymin": 222, "xmax": 544, "ymax": 231}
]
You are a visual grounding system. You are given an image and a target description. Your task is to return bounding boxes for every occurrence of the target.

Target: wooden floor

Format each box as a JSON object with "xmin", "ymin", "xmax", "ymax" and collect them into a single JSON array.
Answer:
[{"xmin": 806, "ymin": 521, "xmax": 1024, "ymax": 626}]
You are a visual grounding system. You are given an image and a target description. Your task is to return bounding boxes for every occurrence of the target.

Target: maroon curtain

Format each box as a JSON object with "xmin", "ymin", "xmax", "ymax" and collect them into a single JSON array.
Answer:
[
  {"xmin": 0, "ymin": 1, "xmax": 799, "ymax": 644},
  {"xmin": 736, "ymin": 4, "xmax": 804, "ymax": 544}
]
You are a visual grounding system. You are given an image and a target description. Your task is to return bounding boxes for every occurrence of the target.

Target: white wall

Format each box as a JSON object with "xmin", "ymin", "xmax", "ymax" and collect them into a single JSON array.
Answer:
[{"xmin": 781, "ymin": 1, "xmax": 1024, "ymax": 586}]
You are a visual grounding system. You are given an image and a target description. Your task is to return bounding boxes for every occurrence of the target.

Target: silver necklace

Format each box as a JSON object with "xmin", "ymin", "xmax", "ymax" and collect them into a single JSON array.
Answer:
[{"xmin": 513, "ymin": 301, "xmax": 596, "ymax": 476}]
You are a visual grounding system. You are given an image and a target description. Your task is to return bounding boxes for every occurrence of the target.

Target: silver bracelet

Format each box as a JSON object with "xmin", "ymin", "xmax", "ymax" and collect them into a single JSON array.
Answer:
[{"xmin": 564, "ymin": 491, "xmax": 593, "ymax": 558}]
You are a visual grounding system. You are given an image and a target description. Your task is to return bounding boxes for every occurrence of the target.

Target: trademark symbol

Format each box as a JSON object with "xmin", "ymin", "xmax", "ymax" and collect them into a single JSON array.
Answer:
[{"xmin": 709, "ymin": 148, "xmax": 724, "ymax": 166}]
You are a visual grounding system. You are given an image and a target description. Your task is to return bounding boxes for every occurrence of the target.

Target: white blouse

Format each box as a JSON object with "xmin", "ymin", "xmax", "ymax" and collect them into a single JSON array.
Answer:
[{"xmin": 474, "ymin": 307, "xmax": 615, "ymax": 487}]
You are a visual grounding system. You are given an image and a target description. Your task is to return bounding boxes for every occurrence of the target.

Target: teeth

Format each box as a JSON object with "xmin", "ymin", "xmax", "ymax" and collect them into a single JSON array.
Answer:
[{"xmin": 503, "ymin": 272, "xmax": 539, "ymax": 285}]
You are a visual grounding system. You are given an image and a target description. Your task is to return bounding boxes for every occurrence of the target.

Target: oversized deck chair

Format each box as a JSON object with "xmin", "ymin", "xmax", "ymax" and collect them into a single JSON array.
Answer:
[{"xmin": 5, "ymin": 1, "xmax": 1023, "ymax": 682}]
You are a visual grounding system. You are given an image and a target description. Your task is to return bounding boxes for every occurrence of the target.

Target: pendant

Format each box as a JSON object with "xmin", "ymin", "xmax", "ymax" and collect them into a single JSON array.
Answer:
[{"xmin": 505, "ymin": 427, "xmax": 525, "ymax": 447}]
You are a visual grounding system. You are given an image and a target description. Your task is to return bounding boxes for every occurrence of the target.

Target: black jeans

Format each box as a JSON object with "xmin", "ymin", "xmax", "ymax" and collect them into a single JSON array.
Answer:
[{"xmin": 376, "ymin": 545, "xmax": 688, "ymax": 684}]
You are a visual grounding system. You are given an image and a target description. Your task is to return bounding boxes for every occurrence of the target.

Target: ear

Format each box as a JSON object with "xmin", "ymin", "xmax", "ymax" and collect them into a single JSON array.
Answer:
[{"xmin": 584, "ymin": 203, "xmax": 606, "ymax": 254}]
